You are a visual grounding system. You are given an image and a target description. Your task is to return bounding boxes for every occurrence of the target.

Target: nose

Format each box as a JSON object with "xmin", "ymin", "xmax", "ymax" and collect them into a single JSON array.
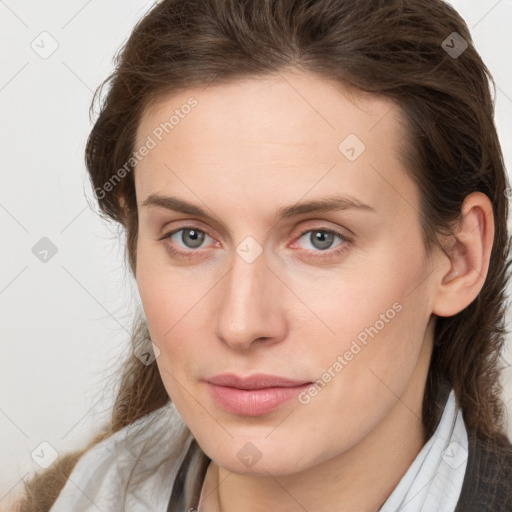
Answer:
[{"xmin": 214, "ymin": 248, "xmax": 288, "ymax": 351}]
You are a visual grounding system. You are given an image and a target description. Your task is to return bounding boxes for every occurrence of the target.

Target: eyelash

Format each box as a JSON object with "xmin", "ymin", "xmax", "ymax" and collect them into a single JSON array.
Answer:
[
  {"xmin": 294, "ymin": 226, "xmax": 352, "ymax": 260},
  {"xmin": 158, "ymin": 224, "xmax": 352, "ymax": 260}
]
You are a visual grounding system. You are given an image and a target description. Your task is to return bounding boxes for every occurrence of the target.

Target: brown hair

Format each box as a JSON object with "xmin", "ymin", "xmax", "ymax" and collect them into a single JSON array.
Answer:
[{"xmin": 17, "ymin": 0, "xmax": 511, "ymax": 509}]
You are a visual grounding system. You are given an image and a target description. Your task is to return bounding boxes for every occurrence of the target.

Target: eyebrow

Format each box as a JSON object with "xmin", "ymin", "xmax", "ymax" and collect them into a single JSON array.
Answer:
[{"xmin": 141, "ymin": 193, "xmax": 377, "ymax": 223}]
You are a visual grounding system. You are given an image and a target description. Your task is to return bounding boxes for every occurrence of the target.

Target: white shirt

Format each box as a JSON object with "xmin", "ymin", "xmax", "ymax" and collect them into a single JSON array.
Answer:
[
  {"xmin": 377, "ymin": 388, "xmax": 468, "ymax": 511},
  {"xmin": 49, "ymin": 389, "xmax": 467, "ymax": 512}
]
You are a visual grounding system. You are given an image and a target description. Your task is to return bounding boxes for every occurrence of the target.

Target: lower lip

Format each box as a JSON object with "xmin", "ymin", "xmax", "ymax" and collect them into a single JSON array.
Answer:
[{"xmin": 206, "ymin": 382, "xmax": 312, "ymax": 416}]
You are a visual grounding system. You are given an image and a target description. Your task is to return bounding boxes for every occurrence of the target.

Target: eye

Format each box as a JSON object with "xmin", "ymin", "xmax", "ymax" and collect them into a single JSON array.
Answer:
[
  {"xmin": 158, "ymin": 224, "xmax": 352, "ymax": 261},
  {"xmin": 293, "ymin": 227, "xmax": 352, "ymax": 259},
  {"xmin": 298, "ymin": 229, "xmax": 342, "ymax": 250},
  {"xmin": 159, "ymin": 226, "xmax": 214, "ymax": 256}
]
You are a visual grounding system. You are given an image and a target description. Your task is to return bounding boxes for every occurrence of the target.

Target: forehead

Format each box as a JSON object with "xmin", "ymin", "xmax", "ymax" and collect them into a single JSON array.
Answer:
[
  {"xmin": 133, "ymin": 70, "xmax": 418, "ymax": 225},
  {"xmin": 136, "ymin": 70, "xmax": 402, "ymax": 146}
]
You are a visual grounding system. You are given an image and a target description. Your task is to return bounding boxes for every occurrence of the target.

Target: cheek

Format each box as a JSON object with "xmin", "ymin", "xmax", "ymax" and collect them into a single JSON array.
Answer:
[
  {"xmin": 285, "ymin": 265, "xmax": 430, "ymax": 454},
  {"xmin": 137, "ymin": 271, "xmax": 196, "ymax": 404},
  {"xmin": 136, "ymin": 266, "xmax": 172, "ymax": 337},
  {"xmin": 136, "ymin": 243, "xmax": 196, "ymax": 337},
  {"xmin": 135, "ymin": 246, "xmax": 210, "ymax": 394},
  {"xmin": 297, "ymin": 240, "xmax": 431, "ymax": 388},
  {"xmin": 292, "ymin": 253, "xmax": 418, "ymax": 341}
]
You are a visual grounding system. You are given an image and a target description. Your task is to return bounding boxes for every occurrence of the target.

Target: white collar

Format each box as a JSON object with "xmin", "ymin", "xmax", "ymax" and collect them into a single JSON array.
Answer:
[
  {"xmin": 50, "ymin": 388, "xmax": 467, "ymax": 512},
  {"xmin": 378, "ymin": 388, "xmax": 468, "ymax": 511},
  {"xmin": 49, "ymin": 401, "xmax": 194, "ymax": 511}
]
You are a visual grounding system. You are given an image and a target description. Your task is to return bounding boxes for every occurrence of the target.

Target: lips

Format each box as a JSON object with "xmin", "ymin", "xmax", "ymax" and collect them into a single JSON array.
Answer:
[{"xmin": 205, "ymin": 373, "xmax": 312, "ymax": 416}]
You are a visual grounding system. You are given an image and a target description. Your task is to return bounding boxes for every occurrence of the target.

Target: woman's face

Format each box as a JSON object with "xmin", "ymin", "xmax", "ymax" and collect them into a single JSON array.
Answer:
[{"xmin": 134, "ymin": 70, "xmax": 444, "ymax": 475}]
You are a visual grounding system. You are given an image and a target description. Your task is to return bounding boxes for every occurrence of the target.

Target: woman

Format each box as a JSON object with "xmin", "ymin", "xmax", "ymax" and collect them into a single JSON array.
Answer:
[{"xmin": 18, "ymin": 0, "xmax": 512, "ymax": 510}]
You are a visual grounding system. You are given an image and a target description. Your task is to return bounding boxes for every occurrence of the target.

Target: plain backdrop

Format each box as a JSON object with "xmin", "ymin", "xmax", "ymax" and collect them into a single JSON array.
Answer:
[{"xmin": 1, "ymin": 0, "xmax": 512, "ymax": 503}]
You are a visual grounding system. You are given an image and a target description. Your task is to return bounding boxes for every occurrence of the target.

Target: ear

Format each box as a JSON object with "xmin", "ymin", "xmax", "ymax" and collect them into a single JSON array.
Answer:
[
  {"xmin": 431, "ymin": 192, "xmax": 494, "ymax": 318},
  {"xmin": 118, "ymin": 193, "xmax": 133, "ymax": 225},
  {"xmin": 119, "ymin": 194, "xmax": 128, "ymax": 213}
]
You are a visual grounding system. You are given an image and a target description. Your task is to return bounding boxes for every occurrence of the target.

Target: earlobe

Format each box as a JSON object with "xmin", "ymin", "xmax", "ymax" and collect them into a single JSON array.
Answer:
[{"xmin": 431, "ymin": 192, "xmax": 494, "ymax": 318}]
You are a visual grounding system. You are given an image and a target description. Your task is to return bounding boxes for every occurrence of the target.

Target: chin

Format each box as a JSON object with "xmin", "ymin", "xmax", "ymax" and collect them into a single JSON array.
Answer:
[
  {"xmin": 200, "ymin": 435, "xmax": 321, "ymax": 477},
  {"xmin": 217, "ymin": 455, "xmax": 301, "ymax": 477}
]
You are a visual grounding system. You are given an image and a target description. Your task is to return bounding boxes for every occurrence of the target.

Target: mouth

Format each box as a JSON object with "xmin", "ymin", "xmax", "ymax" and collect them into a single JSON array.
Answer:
[{"xmin": 205, "ymin": 373, "xmax": 313, "ymax": 416}]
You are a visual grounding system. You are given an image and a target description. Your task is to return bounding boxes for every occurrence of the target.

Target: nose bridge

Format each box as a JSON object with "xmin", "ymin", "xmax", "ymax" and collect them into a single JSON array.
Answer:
[{"xmin": 215, "ymin": 246, "xmax": 285, "ymax": 349}]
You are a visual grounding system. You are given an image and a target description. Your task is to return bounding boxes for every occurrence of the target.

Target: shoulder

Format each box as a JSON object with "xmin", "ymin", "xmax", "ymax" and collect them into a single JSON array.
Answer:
[
  {"xmin": 456, "ymin": 432, "xmax": 512, "ymax": 511},
  {"xmin": 49, "ymin": 402, "xmax": 194, "ymax": 512}
]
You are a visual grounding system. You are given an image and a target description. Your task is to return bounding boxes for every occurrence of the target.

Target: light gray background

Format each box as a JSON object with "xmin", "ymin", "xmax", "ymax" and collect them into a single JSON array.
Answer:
[{"xmin": 1, "ymin": 0, "xmax": 511, "ymax": 504}]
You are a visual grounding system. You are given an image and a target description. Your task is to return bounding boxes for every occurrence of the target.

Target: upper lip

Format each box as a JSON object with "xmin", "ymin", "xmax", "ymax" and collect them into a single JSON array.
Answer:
[{"xmin": 206, "ymin": 373, "xmax": 312, "ymax": 390}]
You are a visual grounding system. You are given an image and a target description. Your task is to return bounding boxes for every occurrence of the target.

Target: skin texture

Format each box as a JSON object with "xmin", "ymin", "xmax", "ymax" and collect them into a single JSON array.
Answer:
[{"xmin": 133, "ymin": 69, "xmax": 494, "ymax": 512}]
